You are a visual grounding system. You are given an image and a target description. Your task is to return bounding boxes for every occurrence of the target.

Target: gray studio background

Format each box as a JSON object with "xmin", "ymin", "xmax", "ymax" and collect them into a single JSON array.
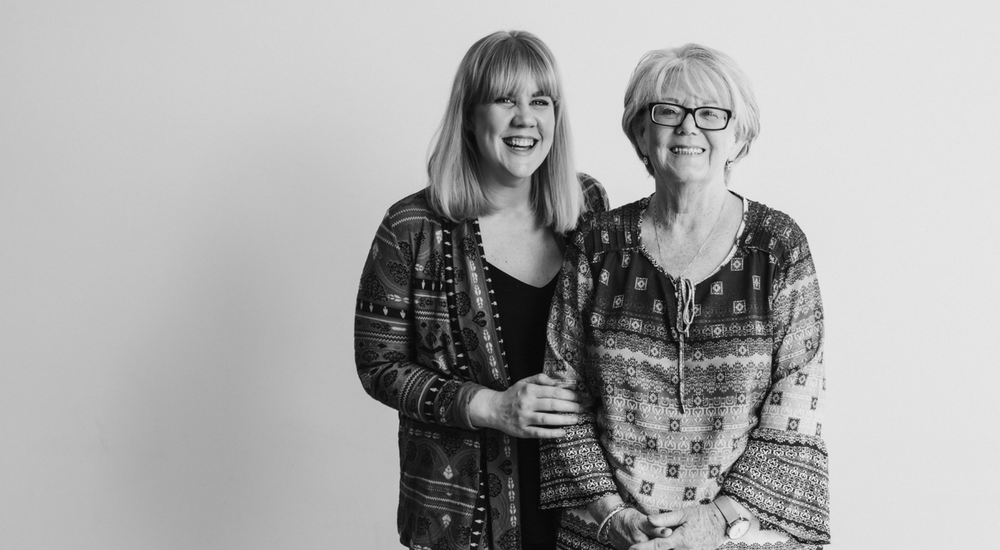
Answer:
[{"xmin": 2, "ymin": 1, "xmax": 998, "ymax": 548}]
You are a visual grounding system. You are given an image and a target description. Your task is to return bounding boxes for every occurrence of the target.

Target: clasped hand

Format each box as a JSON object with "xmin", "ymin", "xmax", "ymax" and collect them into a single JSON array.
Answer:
[
  {"xmin": 470, "ymin": 373, "xmax": 584, "ymax": 438},
  {"xmin": 609, "ymin": 504, "xmax": 726, "ymax": 550}
]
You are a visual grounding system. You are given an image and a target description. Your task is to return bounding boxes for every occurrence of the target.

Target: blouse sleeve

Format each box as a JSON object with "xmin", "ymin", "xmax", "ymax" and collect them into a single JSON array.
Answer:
[
  {"xmin": 538, "ymin": 229, "xmax": 619, "ymax": 509},
  {"xmin": 719, "ymin": 231, "xmax": 830, "ymax": 544},
  {"xmin": 354, "ymin": 212, "xmax": 480, "ymax": 430}
]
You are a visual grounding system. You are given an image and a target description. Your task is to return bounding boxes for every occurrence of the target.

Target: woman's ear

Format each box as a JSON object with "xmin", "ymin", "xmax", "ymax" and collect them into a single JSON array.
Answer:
[
  {"xmin": 730, "ymin": 139, "xmax": 747, "ymax": 162},
  {"xmin": 633, "ymin": 122, "xmax": 648, "ymax": 157}
]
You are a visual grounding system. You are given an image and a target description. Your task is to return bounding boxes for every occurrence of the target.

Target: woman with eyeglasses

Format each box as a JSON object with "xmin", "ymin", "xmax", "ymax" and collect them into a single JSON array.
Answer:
[
  {"xmin": 539, "ymin": 44, "xmax": 830, "ymax": 550},
  {"xmin": 354, "ymin": 30, "xmax": 607, "ymax": 550}
]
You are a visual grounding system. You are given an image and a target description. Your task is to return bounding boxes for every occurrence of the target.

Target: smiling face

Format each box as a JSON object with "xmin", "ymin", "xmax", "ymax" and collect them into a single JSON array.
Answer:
[
  {"xmin": 471, "ymin": 78, "xmax": 555, "ymax": 190},
  {"xmin": 635, "ymin": 85, "xmax": 744, "ymax": 188}
]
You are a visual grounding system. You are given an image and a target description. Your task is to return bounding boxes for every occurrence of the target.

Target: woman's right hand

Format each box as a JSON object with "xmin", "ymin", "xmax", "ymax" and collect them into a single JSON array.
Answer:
[
  {"xmin": 468, "ymin": 373, "xmax": 585, "ymax": 438},
  {"xmin": 606, "ymin": 508, "xmax": 673, "ymax": 550}
]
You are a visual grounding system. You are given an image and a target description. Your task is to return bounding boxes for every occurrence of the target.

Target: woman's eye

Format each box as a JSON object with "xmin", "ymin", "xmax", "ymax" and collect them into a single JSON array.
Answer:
[
  {"xmin": 531, "ymin": 98, "xmax": 551, "ymax": 106},
  {"xmin": 700, "ymin": 110, "xmax": 721, "ymax": 119},
  {"xmin": 495, "ymin": 97, "xmax": 514, "ymax": 104}
]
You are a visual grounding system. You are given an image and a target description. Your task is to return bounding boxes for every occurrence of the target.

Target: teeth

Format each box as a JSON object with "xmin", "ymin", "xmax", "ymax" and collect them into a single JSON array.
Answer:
[
  {"xmin": 671, "ymin": 147, "xmax": 703, "ymax": 155},
  {"xmin": 504, "ymin": 137, "xmax": 536, "ymax": 148}
]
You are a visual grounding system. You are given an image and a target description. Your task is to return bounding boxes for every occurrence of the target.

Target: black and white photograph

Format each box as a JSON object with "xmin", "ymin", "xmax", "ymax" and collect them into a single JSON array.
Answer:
[{"xmin": 2, "ymin": 1, "xmax": 997, "ymax": 549}]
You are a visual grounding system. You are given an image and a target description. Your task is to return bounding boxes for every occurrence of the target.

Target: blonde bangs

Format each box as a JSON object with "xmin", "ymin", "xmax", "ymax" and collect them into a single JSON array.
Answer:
[
  {"xmin": 473, "ymin": 43, "xmax": 560, "ymax": 105},
  {"xmin": 428, "ymin": 30, "xmax": 585, "ymax": 231}
]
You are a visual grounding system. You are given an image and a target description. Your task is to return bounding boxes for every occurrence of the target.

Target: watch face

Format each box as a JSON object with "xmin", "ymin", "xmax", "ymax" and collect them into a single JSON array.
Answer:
[{"xmin": 728, "ymin": 518, "xmax": 751, "ymax": 539}]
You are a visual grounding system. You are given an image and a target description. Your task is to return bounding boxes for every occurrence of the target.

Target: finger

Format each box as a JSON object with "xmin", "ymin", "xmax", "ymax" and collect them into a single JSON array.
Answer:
[
  {"xmin": 536, "ymin": 397, "xmax": 585, "ymax": 413},
  {"xmin": 639, "ymin": 521, "xmax": 673, "ymax": 539},
  {"xmin": 524, "ymin": 373, "xmax": 558, "ymax": 385},
  {"xmin": 516, "ymin": 382, "xmax": 583, "ymax": 407},
  {"xmin": 650, "ymin": 527, "xmax": 672, "ymax": 538},
  {"xmin": 628, "ymin": 538, "xmax": 673, "ymax": 550},
  {"xmin": 531, "ymin": 412, "xmax": 580, "ymax": 427},
  {"xmin": 530, "ymin": 373, "xmax": 582, "ymax": 393},
  {"xmin": 635, "ymin": 516, "xmax": 673, "ymax": 539},
  {"xmin": 534, "ymin": 385, "xmax": 585, "ymax": 403},
  {"xmin": 521, "ymin": 426, "xmax": 568, "ymax": 439},
  {"xmin": 646, "ymin": 510, "xmax": 685, "ymax": 528},
  {"xmin": 648, "ymin": 530, "xmax": 682, "ymax": 549}
]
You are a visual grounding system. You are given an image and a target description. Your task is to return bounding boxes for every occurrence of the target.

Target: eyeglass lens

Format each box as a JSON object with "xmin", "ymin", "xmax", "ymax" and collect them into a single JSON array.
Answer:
[{"xmin": 651, "ymin": 103, "xmax": 729, "ymax": 130}]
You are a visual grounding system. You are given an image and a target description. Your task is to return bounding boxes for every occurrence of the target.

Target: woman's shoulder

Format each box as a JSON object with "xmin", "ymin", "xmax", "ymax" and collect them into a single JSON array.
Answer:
[
  {"xmin": 378, "ymin": 188, "xmax": 446, "ymax": 232},
  {"xmin": 382, "ymin": 188, "xmax": 435, "ymax": 220},
  {"xmin": 742, "ymin": 198, "xmax": 812, "ymax": 262},
  {"xmin": 577, "ymin": 172, "xmax": 610, "ymax": 214},
  {"xmin": 572, "ymin": 197, "xmax": 648, "ymax": 254},
  {"xmin": 597, "ymin": 197, "xmax": 647, "ymax": 227},
  {"xmin": 369, "ymin": 189, "xmax": 460, "ymax": 259}
]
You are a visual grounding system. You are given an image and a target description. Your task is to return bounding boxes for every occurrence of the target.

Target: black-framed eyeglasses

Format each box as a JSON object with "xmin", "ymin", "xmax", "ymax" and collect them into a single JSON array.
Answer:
[{"xmin": 648, "ymin": 102, "xmax": 732, "ymax": 131}]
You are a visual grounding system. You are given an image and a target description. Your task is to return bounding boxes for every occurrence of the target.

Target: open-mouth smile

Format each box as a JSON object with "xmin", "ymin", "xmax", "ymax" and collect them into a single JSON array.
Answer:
[
  {"xmin": 503, "ymin": 137, "xmax": 538, "ymax": 151},
  {"xmin": 670, "ymin": 146, "xmax": 705, "ymax": 155}
]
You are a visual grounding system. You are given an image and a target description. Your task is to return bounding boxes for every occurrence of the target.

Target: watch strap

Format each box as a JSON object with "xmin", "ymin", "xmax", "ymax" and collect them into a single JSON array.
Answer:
[{"xmin": 713, "ymin": 496, "xmax": 741, "ymax": 525}]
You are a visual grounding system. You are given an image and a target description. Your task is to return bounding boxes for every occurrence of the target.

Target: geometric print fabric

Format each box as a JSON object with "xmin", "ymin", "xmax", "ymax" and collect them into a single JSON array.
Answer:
[{"xmin": 540, "ymin": 196, "xmax": 829, "ymax": 548}]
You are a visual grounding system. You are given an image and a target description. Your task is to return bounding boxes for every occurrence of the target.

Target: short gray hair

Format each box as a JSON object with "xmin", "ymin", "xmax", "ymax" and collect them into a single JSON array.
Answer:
[{"xmin": 622, "ymin": 44, "xmax": 760, "ymax": 178}]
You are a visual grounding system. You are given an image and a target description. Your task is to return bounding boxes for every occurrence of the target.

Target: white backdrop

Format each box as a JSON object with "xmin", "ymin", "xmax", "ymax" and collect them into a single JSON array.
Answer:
[{"xmin": 2, "ymin": 1, "xmax": 998, "ymax": 549}]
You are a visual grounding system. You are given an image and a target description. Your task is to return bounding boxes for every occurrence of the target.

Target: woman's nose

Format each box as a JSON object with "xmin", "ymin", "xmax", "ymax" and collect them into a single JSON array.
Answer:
[
  {"xmin": 512, "ymin": 103, "xmax": 537, "ymax": 126},
  {"xmin": 677, "ymin": 111, "xmax": 698, "ymax": 133}
]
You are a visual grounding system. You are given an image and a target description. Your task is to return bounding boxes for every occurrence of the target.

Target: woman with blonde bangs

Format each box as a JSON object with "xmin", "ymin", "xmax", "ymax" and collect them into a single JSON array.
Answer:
[
  {"xmin": 540, "ymin": 44, "xmax": 829, "ymax": 550},
  {"xmin": 355, "ymin": 30, "xmax": 607, "ymax": 550}
]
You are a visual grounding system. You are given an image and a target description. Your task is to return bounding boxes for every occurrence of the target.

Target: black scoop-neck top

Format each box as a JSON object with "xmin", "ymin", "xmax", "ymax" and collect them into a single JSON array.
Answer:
[{"xmin": 486, "ymin": 261, "xmax": 559, "ymax": 548}]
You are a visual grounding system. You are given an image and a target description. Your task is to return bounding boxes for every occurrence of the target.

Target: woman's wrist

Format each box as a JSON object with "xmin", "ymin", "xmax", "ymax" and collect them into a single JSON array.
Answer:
[
  {"xmin": 454, "ymin": 382, "xmax": 487, "ymax": 430},
  {"xmin": 597, "ymin": 502, "xmax": 629, "ymax": 543},
  {"xmin": 466, "ymin": 386, "xmax": 497, "ymax": 430},
  {"xmin": 587, "ymin": 495, "xmax": 627, "ymax": 527},
  {"xmin": 587, "ymin": 495, "xmax": 622, "ymax": 519},
  {"xmin": 714, "ymin": 495, "xmax": 754, "ymax": 524}
]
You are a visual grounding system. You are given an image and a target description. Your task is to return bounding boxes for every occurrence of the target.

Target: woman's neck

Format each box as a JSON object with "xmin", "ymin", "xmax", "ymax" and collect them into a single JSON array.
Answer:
[
  {"xmin": 477, "ymin": 177, "xmax": 560, "ymax": 287},
  {"xmin": 642, "ymin": 178, "xmax": 742, "ymax": 283},
  {"xmin": 650, "ymin": 178, "xmax": 729, "ymax": 233},
  {"xmin": 480, "ymin": 174, "xmax": 533, "ymax": 215}
]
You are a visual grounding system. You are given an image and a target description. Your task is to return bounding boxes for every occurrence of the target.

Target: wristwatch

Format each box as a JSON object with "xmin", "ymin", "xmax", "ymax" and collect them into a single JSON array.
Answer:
[{"xmin": 713, "ymin": 496, "xmax": 751, "ymax": 539}]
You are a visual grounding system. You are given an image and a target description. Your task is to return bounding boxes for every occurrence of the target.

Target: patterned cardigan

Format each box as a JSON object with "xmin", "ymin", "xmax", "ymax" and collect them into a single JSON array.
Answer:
[
  {"xmin": 354, "ymin": 176, "xmax": 607, "ymax": 550},
  {"xmin": 540, "ymin": 196, "xmax": 830, "ymax": 548}
]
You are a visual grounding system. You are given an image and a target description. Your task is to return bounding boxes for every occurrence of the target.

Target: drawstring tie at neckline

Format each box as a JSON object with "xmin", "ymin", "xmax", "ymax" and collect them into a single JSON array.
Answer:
[
  {"xmin": 675, "ymin": 277, "xmax": 696, "ymax": 413},
  {"xmin": 649, "ymin": 193, "xmax": 726, "ymax": 414}
]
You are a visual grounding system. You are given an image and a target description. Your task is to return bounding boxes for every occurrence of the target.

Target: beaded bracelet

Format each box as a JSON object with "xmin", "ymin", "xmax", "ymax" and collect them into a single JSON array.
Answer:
[{"xmin": 597, "ymin": 502, "xmax": 630, "ymax": 543}]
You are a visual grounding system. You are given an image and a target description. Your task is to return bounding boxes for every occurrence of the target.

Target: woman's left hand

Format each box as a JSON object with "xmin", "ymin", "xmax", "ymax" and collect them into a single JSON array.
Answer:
[{"xmin": 627, "ymin": 504, "xmax": 726, "ymax": 550}]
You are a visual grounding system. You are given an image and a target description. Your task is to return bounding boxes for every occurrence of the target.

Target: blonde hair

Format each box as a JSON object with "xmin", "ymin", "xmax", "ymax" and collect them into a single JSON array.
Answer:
[
  {"xmin": 427, "ymin": 30, "xmax": 584, "ymax": 233},
  {"xmin": 622, "ymin": 44, "xmax": 760, "ymax": 180}
]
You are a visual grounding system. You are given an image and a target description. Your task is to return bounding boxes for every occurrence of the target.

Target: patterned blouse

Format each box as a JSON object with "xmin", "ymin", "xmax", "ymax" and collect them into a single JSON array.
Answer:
[
  {"xmin": 354, "ymin": 176, "xmax": 607, "ymax": 550},
  {"xmin": 540, "ymin": 196, "xmax": 829, "ymax": 549}
]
